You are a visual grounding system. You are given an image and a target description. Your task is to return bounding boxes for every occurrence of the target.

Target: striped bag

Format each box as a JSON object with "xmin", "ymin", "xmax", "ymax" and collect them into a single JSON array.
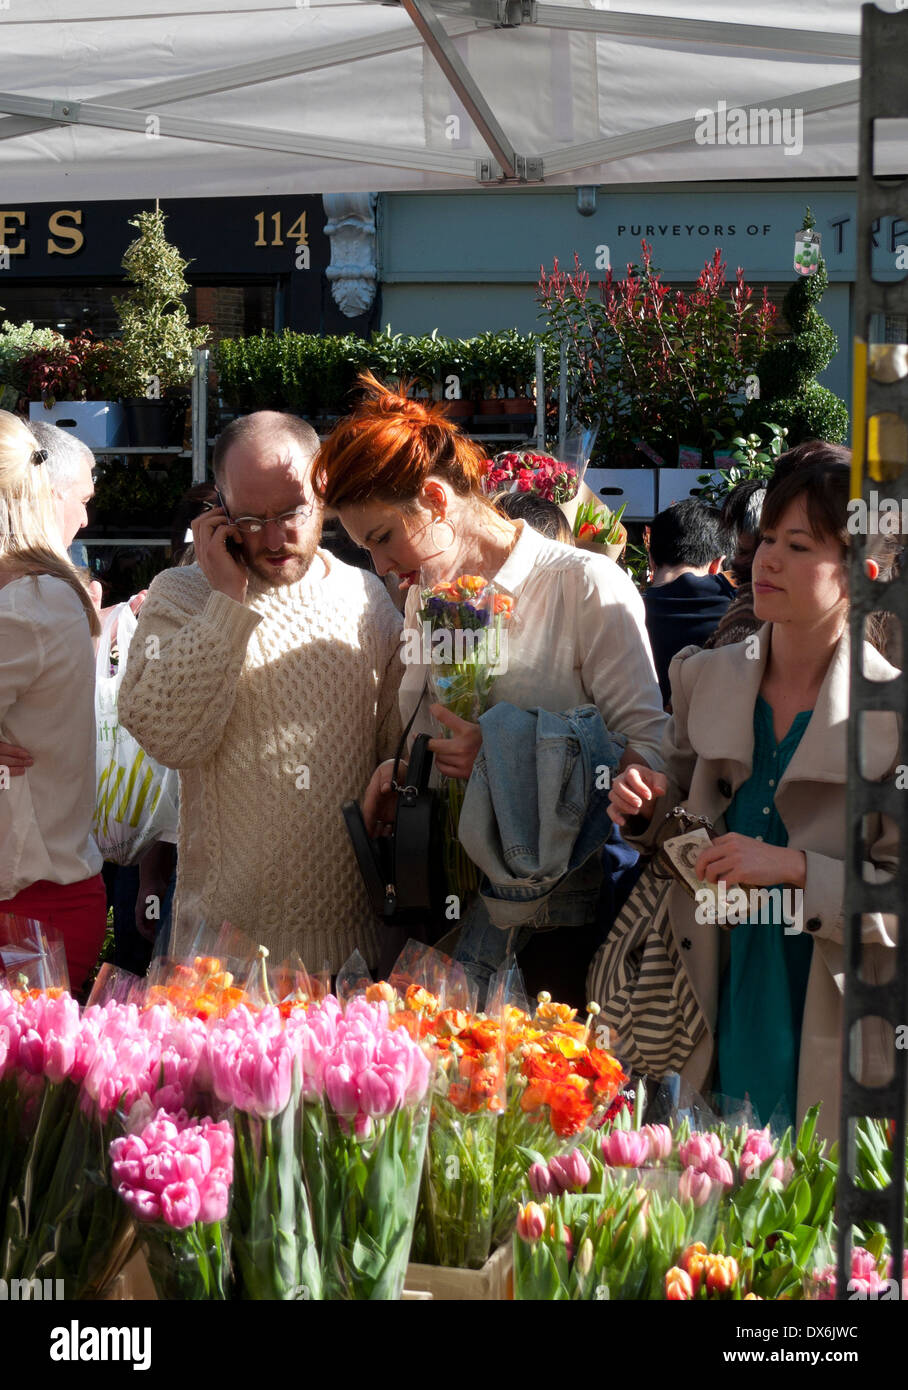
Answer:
[{"xmin": 586, "ymin": 867, "xmax": 705, "ymax": 1078}]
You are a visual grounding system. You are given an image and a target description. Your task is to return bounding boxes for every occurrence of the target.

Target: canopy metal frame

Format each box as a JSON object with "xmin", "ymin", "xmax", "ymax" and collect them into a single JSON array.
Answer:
[{"xmin": 0, "ymin": 2, "xmax": 863, "ymax": 185}]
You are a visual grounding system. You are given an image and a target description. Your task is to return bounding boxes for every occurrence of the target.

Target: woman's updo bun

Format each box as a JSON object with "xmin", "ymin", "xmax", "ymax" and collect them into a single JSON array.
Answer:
[{"xmin": 313, "ymin": 370, "xmax": 488, "ymax": 508}]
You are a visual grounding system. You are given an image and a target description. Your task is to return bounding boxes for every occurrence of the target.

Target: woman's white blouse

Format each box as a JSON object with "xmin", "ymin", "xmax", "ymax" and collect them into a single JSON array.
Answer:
[
  {"xmin": 400, "ymin": 521, "xmax": 668, "ymax": 768},
  {"xmin": 0, "ymin": 574, "xmax": 102, "ymax": 896}
]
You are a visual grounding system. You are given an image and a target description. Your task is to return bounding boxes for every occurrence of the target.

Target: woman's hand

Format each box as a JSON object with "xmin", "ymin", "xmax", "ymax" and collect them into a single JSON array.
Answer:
[
  {"xmin": 362, "ymin": 759, "xmax": 404, "ymax": 838},
  {"xmin": 608, "ymin": 765, "xmax": 669, "ymax": 826},
  {"xmin": 0, "ymin": 741, "xmax": 33, "ymax": 777},
  {"xmin": 695, "ymin": 834, "xmax": 807, "ymax": 888},
  {"xmin": 428, "ymin": 705, "xmax": 482, "ymax": 779}
]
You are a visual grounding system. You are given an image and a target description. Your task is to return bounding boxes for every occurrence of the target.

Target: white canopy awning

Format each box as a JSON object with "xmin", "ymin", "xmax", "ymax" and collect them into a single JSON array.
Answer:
[{"xmin": 0, "ymin": 1, "xmax": 899, "ymax": 199}]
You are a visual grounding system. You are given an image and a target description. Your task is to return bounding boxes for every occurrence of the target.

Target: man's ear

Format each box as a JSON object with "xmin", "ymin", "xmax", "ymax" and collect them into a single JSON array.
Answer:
[{"xmin": 707, "ymin": 556, "xmax": 725, "ymax": 575}]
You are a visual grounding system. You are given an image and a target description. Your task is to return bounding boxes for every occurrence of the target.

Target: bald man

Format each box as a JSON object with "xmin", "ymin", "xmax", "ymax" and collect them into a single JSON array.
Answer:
[{"xmin": 118, "ymin": 412, "xmax": 404, "ymax": 972}]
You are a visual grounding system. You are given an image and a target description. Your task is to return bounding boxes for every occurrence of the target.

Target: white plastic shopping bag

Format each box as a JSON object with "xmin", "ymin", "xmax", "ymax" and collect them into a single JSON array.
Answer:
[{"xmin": 94, "ymin": 602, "xmax": 180, "ymax": 866}]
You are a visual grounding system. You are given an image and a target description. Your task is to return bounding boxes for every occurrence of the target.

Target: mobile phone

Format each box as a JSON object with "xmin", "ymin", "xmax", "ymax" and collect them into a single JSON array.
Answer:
[{"xmin": 225, "ymin": 534, "xmax": 245, "ymax": 562}]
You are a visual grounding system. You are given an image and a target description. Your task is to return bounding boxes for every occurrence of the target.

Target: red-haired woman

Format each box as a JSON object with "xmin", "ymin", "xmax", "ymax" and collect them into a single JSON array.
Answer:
[{"xmin": 314, "ymin": 374, "xmax": 667, "ymax": 998}]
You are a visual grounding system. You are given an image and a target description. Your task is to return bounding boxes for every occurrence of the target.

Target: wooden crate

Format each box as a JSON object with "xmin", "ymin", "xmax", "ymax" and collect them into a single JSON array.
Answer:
[{"xmin": 404, "ymin": 1241, "xmax": 513, "ymax": 1301}]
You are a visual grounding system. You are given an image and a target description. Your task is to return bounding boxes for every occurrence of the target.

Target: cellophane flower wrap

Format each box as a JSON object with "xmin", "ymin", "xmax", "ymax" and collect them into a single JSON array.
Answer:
[
  {"xmin": 417, "ymin": 574, "xmax": 513, "ymax": 901},
  {"xmin": 0, "ymin": 949, "xmax": 176, "ymax": 1299},
  {"xmin": 208, "ymin": 999, "xmax": 323, "ymax": 1301},
  {"xmin": 514, "ymin": 1101, "xmax": 842, "ymax": 1300},
  {"xmin": 390, "ymin": 981, "xmax": 503, "ymax": 1271},
  {"xmin": 314, "ymin": 994, "xmax": 432, "ymax": 1300},
  {"xmin": 482, "ymin": 451, "xmax": 581, "ymax": 506},
  {"xmin": 492, "ymin": 992, "xmax": 627, "ymax": 1249},
  {"xmin": 110, "ymin": 1109, "xmax": 233, "ymax": 1300}
]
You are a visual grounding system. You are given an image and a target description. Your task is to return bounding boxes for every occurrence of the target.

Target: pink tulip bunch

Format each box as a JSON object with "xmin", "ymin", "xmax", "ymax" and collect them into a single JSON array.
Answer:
[
  {"xmin": 601, "ymin": 1127, "xmax": 650, "ymax": 1168},
  {"xmin": 3, "ymin": 988, "xmax": 81, "ymax": 1087},
  {"xmin": 738, "ymin": 1127, "xmax": 793, "ymax": 1185},
  {"xmin": 321, "ymin": 996, "xmax": 431, "ymax": 1136},
  {"xmin": 527, "ymin": 1149, "xmax": 591, "ymax": 1198},
  {"xmin": 81, "ymin": 1002, "xmax": 164, "ymax": 1121},
  {"xmin": 677, "ymin": 1131, "xmax": 734, "ymax": 1208},
  {"xmin": 811, "ymin": 1247, "xmax": 907, "ymax": 1300},
  {"xmin": 208, "ymin": 1005, "xmax": 295, "ymax": 1120},
  {"xmin": 111, "ymin": 1109, "xmax": 234, "ymax": 1229}
]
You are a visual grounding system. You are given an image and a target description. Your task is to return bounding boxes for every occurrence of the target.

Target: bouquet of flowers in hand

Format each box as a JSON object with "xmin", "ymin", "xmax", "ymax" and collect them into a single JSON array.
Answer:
[
  {"xmin": 111, "ymin": 1110, "xmax": 233, "ymax": 1300},
  {"xmin": 417, "ymin": 574, "xmax": 513, "ymax": 901},
  {"xmin": 482, "ymin": 451, "xmax": 581, "ymax": 507}
]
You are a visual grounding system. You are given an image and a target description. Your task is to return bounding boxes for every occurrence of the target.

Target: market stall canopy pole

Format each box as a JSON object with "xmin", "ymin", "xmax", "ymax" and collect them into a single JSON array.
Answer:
[{"xmin": 0, "ymin": 2, "xmax": 890, "ymax": 196}]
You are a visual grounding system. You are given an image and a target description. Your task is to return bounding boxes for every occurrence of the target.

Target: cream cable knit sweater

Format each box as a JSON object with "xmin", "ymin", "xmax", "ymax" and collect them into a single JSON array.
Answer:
[{"xmin": 118, "ymin": 552, "xmax": 403, "ymax": 972}]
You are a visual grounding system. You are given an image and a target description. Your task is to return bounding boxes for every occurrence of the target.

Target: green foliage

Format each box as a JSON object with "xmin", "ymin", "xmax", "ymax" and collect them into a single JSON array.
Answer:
[
  {"xmin": 742, "ymin": 215, "xmax": 849, "ymax": 445},
  {"xmin": 695, "ymin": 422, "xmax": 788, "ymax": 507},
  {"xmin": 0, "ymin": 320, "xmax": 66, "ymax": 399},
  {"xmin": 111, "ymin": 209, "xmax": 210, "ymax": 398},
  {"xmin": 215, "ymin": 328, "xmax": 553, "ymax": 417}
]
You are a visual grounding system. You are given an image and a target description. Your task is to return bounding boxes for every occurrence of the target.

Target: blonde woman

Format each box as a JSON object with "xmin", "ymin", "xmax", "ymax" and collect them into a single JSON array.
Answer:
[{"xmin": 0, "ymin": 409, "xmax": 105, "ymax": 993}]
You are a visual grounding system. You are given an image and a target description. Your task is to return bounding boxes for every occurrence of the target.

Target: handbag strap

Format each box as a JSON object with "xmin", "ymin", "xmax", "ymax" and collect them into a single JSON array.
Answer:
[{"xmin": 391, "ymin": 675, "xmax": 429, "ymax": 794}]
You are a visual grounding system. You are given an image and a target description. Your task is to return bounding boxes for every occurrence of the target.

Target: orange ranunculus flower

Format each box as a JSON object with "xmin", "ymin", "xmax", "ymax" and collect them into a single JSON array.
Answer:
[
  {"xmin": 584, "ymin": 1047, "xmax": 627, "ymax": 1096},
  {"xmin": 436, "ymin": 1008, "xmax": 467, "ymax": 1037},
  {"xmin": 522, "ymin": 1052, "xmax": 571, "ymax": 1084},
  {"xmin": 456, "ymin": 574, "xmax": 487, "ymax": 595},
  {"xmin": 549, "ymin": 1087, "xmax": 594, "ymax": 1137},
  {"xmin": 493, "ymin": 594, "xmax": 514, "ymax": 617},
  {"xmin": 404, "ymin": 984, "xmax": 440, "ymax": 1015},
  {"xmin": 535, "ymin": 1000, "xmax": 577, "ymax": 1026},
  {"xmin": 520, "ymin": 1081, "xmax": 554, "ymax": 1114},
  {"xmin": 466, "ymin": 1018, "xmax": 500, "ymax": 1052},
  {"xmin": 194, "ymin": 956, "xmax": 223, "ymax": 977},
  {"xmin": 365, "ymin": 981, "xmax": 396, "ymax": 1004}
]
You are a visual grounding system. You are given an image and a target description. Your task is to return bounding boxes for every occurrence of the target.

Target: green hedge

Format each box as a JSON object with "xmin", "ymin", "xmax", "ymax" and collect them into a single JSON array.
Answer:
[{"xmin": 215, "ymin": 328, "xmax": 559, "ymax": 418}]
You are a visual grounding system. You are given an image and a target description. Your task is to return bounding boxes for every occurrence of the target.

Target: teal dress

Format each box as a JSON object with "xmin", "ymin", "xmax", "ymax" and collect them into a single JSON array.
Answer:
[{"xmin": 715, "ymin": 695, "xmax": 814, "ymax": 1127}]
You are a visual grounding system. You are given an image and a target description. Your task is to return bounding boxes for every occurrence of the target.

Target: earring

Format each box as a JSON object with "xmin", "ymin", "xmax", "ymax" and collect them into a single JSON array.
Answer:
[
  {"xmin": 865, "ymin": 557, "xmax": 880, "ymax": 581},
  {"xmin": 429, "ymin": 517, "xmax": 456, "ymax": 552}
]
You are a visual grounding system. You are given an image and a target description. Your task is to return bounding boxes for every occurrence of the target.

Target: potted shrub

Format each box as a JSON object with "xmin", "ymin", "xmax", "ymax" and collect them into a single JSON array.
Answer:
[
  {"xmin": 0, "ymin": 319, "xmax": 67, "ymax": 414},
  {"xmin": 470, "ymin": 331, "xmax": 508, "ymax": 414},
  {"xmin": 216, "ymin": 332, "xmax": 286, "ymax": 415},
  {"xmin": 24, "ymin": 330, "xmax": 125, "ymax": 448},
  {"xmin": 496, "ymin": 329, "xmax": 536, "ymax": 414},
  {"xmin": 111, "ymin": 209, "xmax": 210, "ymax": 447}
]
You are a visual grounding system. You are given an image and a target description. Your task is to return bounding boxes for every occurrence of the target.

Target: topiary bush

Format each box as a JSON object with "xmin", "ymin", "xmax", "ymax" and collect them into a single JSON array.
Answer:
[{"xmin": 742, "ymin": 209, "xmax": 849, "ymax": 446}]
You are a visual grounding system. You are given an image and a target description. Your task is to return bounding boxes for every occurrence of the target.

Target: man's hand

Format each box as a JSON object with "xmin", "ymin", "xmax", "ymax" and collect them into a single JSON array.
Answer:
[
  {"xmin": 428, "ymin": 704, "xmax": 482, "ymax": 780},
  {"xmin": 362, "ymin": 759, "xmax": 404, "ymax": 838},
  {"xmin": 0, "ymin": 741, "xmax": 33, "ymax": 777},
  {"xmin": 192, "ymin": 506, "xmax": 248, "ymax": 604},
  {"xmin": 608, "ymin": 764, "xmax": 669, "ymax": 826},
  {"xmin": 695, "ymin": 834, "xmax": 806, "ymax": 889}
]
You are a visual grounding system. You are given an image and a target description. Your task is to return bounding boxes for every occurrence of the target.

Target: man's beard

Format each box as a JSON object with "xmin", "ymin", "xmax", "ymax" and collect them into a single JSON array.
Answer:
[{"xmin": 246, "ymin": 530, "xmax": 320, "ymax": 588}]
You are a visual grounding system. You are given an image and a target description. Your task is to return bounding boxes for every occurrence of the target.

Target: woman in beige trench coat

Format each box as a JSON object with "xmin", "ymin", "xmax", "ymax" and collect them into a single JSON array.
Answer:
[{"xmin": 608, "ymin": 448, "xmax": 899, "ymax": 1140}]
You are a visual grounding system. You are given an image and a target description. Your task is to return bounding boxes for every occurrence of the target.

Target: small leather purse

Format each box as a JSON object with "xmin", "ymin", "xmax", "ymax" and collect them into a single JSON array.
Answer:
[
  {"xmin": 342, "ymin": 681, "xmax": 445, "ymax": 929},
  {"xmin": 651, "ymin": 805, "xmax": 759, "ymax": 905}
]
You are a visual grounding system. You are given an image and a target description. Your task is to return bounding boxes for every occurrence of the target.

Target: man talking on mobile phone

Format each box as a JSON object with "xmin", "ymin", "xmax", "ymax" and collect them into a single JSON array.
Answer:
[{"xmin": 118, "ymin": 412, "xmax": 403, "ymax": 973}]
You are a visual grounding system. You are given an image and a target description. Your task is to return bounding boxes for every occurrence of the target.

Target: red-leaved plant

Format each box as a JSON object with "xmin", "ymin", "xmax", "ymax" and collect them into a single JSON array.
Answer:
[
  {"xmin": 538, "ymin": 243, "xmax": 776, "ymax": 467},
  {"xmin": 23, "ymin": 330, "xmax": 121, "ymax": 408}
]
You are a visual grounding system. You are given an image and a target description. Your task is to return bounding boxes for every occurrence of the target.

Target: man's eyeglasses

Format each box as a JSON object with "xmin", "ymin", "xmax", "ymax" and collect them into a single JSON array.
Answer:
[{"xmin": 213, "ymin": 487, "xmax": 314, "ymax": 535}]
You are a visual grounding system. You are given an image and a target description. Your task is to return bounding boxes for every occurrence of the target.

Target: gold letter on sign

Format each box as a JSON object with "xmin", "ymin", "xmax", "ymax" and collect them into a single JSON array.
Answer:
[
  {"xmin": 0, "ymin": 211, "xmax": 26, "ymax": 254},
  {"xmin": 48, "ymin": 209, "xmax": 84, "ymax": 255}
]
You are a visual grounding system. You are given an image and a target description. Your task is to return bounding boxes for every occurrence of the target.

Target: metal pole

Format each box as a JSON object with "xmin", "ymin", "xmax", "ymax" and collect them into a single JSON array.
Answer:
[
  {"xmin": 557, "ymin": 339, "xmax": 567, "ymax": 459},
  {"xmin": 535, "ymin": 341, "xmax": 545, "ymax": 450},
  {"xmin": 192, "ymin": 347, "xmax": 210, "ymax": 484}
]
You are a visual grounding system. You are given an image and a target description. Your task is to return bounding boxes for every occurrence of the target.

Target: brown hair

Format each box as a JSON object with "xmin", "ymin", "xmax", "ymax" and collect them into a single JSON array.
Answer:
[
  {"xmin": 761, "ymin": 440, "xmax": 901, "ymax": 654},
  {"xmin": 312, "ymin": 372, "xmax": 489, "ymax": 510}
]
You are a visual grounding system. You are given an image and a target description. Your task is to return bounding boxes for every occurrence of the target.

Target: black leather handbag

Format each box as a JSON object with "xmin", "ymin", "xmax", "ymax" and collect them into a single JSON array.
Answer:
[{"xmin": 342, "ymin": 685, "xmax": 445, "ymax": 930}]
